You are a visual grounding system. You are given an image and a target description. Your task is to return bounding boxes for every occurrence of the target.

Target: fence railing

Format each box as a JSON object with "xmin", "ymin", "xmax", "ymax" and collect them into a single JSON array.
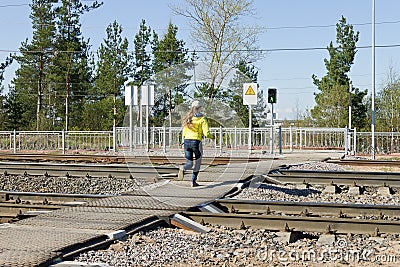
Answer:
[
  {"xmin": 115, "ymin": 126, "xmax": 283, "ymax": 153},
  {"xmin": 355, "ymin": 132, "xmax": 400, "ymax": 154},
  {"xmin": 0, "ymin": 127, "xmax": 399, "ymax": 155},
  {"xmin": 0, "ymin": 130, "xmax": 113, "ymax": 153},
  {"xmin": 116, "ymin": 126, "xmax": 349, "ymax": 153}
]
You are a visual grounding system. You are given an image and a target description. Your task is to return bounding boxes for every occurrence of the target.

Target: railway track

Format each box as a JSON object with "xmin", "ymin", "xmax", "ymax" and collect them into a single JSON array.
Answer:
[
  {"xmin": 5, "ymin": 191, "xmax": 400, "ymax": 235},
  {"xmin": 0, "ymin": 161, "xmax": 178, "ymax": 179},
  {"xmin": 214, "ymin": 199, "xmax": 400, "ymax": 218},
  {"xmin": 182, "ymin": 211, "xmax": 400, "ymax": 234},
  {"xmin": 326, "ymin": 158, "xmax": 400, "ymax": 167},
  {"xmin": 0, "ymin": 191, "xmax": 109, "ymax": 222},
  {"xmin": 267, "ymin": 168, "xmax": 400, "ymax": 187},
  {"xmin": 0, "ymin": 153, "xmax": 265, "ymax": 165},
  {"xmin": 183, "ymin": 198, "xmax": 400, "ymax": 234}
]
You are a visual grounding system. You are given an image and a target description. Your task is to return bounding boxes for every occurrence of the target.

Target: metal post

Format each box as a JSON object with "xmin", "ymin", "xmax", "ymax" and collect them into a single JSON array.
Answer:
[
  {"xmin": 129, "ymin": 90, "xmax": 133, "ymax": 152},
  {"xmin": 348, "ymin": 83, "xmax": 353, "ymax": 131},
  {"xmin": 133, "ymin": 126, "xmax": 136, "ymax": 150},
  {"xmin": 279, "ymin": 125, "xmax": 282, "ymax": 155},
  {"xmin": 270, "ymin": 103, "xmax": 274, "ymax": 154},
  {"xmin": 113, "ymin": 126, "xmax": 117, "ymax": 152},
  {"xmin": 152, "ymin": 125, "xmax": 155, "ymax": 149},
  {"xmin": 146, "ymin": 102, "xmax": 149, "ymax": 152},
  {"xmin": 300, "ymin": 129, "xmax": 303, "ymax": 150},
  {"xmin": 162, "ymin": 126, "xmax": 166, "ymax": 153},
  {"xmin": 289, "ymin": 125, "xmax": 293, "ymax": 152},
  {"xmin": 371, "ymin": 0, "xmax": 376, "ymax": 159},
  {"xmin": 353, "ymin": 127, "xmax": 357, "ymax": 155},
  {"xmin": 248, "ymin": 105, "xmax": 252, "ymax": 151},
  {"xmin": 62, "ymin": 129, "xmax": 65, "ymax": 155},
  {"xmin": 219, "ymin": 126, "xmax": 223, "ymax": 154},
  {"xmin": 13, "ymin": 129, "xmax": 16, "ymax": 154},
  {"xmin": 139, "ymin": 89, "xmax": 143, "ymax": 145},
  {"xmin": 234, "ymin": 126, "xmax": 237, "ymax": 149},
  {"xmin": 344, "ymin": 127, "xmax": 349, "ymax": 153},
  {"xmin": 348, "ymin": 82, "xmax": 353, "ymax": 155}
]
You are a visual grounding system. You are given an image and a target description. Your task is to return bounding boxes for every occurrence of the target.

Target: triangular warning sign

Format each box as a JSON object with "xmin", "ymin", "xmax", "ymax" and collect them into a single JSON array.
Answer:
[{"xmin": 245, "ymin": 85, "xmax": 256, "ymax": 95}]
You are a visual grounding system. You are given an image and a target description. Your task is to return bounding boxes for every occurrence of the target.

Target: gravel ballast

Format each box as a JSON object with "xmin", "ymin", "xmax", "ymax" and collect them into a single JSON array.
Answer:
[
  {"xmin": 72, "ymin": 162, "xmax": 400, "ymax": 266},
  {"xmin": 74, "ymin": 226, "xmax": 400, "ymax": 266}
]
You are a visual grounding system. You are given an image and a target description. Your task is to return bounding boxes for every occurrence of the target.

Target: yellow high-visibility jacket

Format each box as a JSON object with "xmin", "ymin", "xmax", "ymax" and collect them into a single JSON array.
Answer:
[{"xmin": 183, "ymin": 114, "xmax": 213, "ymax": 141}]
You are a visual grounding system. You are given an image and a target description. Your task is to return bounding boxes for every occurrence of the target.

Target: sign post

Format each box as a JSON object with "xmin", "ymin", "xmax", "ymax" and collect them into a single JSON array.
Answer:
[
  {"xmin": 141, "ymin": 85, "xmax": 155, "ymax": 152},
  {"xmin": 125, "ymin": 85, "xmax": 154, "ymax": 152},
  {"xmin": 348, "ymin": 82, "xmax": 353, "ymax": 155},
  {"xmin": 243, "ymin": 83, "xmax": 258, "ymax": 150},
  {"xmin": 125, "ymin": 85, "xmax": 135, "ymax": 151}
]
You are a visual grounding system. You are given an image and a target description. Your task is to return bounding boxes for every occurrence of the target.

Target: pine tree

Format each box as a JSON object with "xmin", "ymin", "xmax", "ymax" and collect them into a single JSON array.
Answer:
[
  {"xmin": 0, "ymin": 55, "xmax": 13, "ymax": 86},
  {"xmin": 311, "ymin": 16, "xmax": 367, "ymax": 128},
  {"xmin": 133, "ymin": 19, "xmax": 153, "ymax": 87},
  {"xmin": 3, "ymin": 87, "xmax": 26, "ymax": 130},
  {"xmin": 13, "ymin": 0, "xmax": 56, "ymax": 130},
  {"xmin": 0, "ymin": 54, "xmax": 11, "ymax": 129},
  {"xmin": 152, "ymin": 22, "xmax": 190, "ymax": 126},
  {"xmin": 52, "ymin": 0, "xmax": 101, "ymax": 130},
  {"xmin": 89, "ymin": 20, "xmax": 132, "ymax": 130},
  {"xmin": 132, "ymin": 19, "xmax": 153, "ymax": 128}
]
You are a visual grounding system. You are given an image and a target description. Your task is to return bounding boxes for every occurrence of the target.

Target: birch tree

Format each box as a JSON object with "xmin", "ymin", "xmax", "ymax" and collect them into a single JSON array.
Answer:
[{"xmin": 171, "ymin": 0, "xmax": 264, "ymax": 100}]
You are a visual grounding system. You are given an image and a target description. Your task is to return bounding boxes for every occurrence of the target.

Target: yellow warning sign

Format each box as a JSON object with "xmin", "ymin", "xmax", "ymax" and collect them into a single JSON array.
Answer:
[
  {"xmin": 243, "ymin": 83, "xmax": 257, "ymax": 105},
  {"xmin": 245, "ymin": 85, "xmax": 256, "ymax": 95}
]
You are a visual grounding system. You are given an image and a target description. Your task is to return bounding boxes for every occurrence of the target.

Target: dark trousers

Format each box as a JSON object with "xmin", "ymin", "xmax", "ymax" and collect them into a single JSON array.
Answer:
[{"xmin": 183, "ymin": 139, "xmax": 202, "ymax": 182}]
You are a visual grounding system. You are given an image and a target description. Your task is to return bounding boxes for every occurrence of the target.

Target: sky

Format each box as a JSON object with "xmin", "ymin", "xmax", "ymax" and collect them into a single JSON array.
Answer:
[{"xmin": 0, "ymin": 0, "xmax": 399, "ymax": 120}]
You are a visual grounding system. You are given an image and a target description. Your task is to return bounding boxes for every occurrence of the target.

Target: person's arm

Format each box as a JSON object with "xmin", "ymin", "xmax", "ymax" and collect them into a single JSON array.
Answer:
[{"xmin": 202, "ymin": 117, "xmax": 214, "ymax": 139}]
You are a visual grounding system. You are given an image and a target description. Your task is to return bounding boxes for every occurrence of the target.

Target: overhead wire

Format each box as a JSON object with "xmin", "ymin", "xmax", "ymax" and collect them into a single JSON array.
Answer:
[
  {"xmin": 267, "ymin": 19, "xmax": 400, "ymax": 30},
  {"xmin": 0, "ymin": 43, "xmax": 400, "ymax": 55},
  {"xmin": 0, "ymin": 4, "xmax": 29, "ymax": 8},
  {"xmin": 1, "ymin": 3, "xmax": 399, "ymax": 93}
]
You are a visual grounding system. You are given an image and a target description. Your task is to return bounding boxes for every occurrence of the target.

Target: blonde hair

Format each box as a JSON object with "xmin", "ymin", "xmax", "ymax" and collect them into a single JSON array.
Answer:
[{"xmin": 182, "ymin": 106, "xmax": 200, "ymax": 128}]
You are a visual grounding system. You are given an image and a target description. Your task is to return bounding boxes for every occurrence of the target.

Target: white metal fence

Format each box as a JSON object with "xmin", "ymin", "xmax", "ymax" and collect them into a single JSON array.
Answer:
[
  {"xmin": 115, "ymin": 126, "xmax": 350, "ymax": 153},
  {"xmin": 0, "ymin": 127, "xmax": 398, "ymax": 155},
  {"xmin": 355, "ymin": 132, "xmax": 400, "ymax": 154},
  {"xmin": 115, "ymin": 126, "xmax": 282, "ymax": 153},
  {"xmin": 0, "ymin": 130, "xmax": 113, "ymax": 153}
]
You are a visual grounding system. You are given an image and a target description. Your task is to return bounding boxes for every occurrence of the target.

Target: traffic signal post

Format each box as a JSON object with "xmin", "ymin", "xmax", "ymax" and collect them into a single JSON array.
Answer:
[{"xmin": 268, "ymin": 88, "xmax": 277, "ymax": 154}]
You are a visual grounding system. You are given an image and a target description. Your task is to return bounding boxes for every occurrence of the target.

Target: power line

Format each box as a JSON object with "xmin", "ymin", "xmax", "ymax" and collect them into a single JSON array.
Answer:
[
  {"xmin": 259, "ymin": 72, "xmax": 386, "ymax": 83},
  {"xmin": 0, "ymin": 4, "xmax": 29, "ymax": 8},
  {"xmin": 1, "ymin": 43, "xmax": 400, "ymax": 55},
  {"xmin": 267, "ymin": 20, "xmax": 400, "ymax": 30}
]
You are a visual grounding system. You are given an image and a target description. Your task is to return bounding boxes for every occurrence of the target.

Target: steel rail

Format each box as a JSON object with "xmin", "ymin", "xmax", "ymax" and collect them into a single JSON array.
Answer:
[
  {"xmin": 60, "ymin": 217, "xmax": 167, "ymax": 262},
  {"xmin": 268, "ymin": 168, "xmax": 400, "ymax": 186},
  {"xmin": 182, "ymin": 211, "xmax": 400, "ymax": 234},
  {"xmin": 0, "ymin": 192, "xmax": 108, "ymax": 221},
  {"xmin": 0, "ymin": 153, "xmax": 265, "ymax": 165},
  {"xmin": 215, "ymin": 199, "xmax": 400, "ymax": 218},
  {"xmin": 0, "ymin": 202, "xmax": 63, "ymax": 220},
  {"xmin": 0, "ymin": 191, "xmax": 109, "ymax": 204},
  {"xmin": 0, "ymin": 162, "xmax": 178, "ymax": 179},
  {"xmin": 326, "ymin": 158, "xmax": 400, "ymax": 167}
]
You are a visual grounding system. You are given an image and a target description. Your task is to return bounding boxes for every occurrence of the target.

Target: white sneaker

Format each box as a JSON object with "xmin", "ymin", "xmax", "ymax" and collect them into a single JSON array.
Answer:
[{"xmin": 177, "ymin": 167, "xmax": 185, "ymax": 180}]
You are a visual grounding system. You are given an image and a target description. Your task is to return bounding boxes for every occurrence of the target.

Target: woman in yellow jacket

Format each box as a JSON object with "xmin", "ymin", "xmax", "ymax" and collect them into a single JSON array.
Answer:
[{"xmin": 178, "ymin": 100, "xmax": 213, "ymax": 187}]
